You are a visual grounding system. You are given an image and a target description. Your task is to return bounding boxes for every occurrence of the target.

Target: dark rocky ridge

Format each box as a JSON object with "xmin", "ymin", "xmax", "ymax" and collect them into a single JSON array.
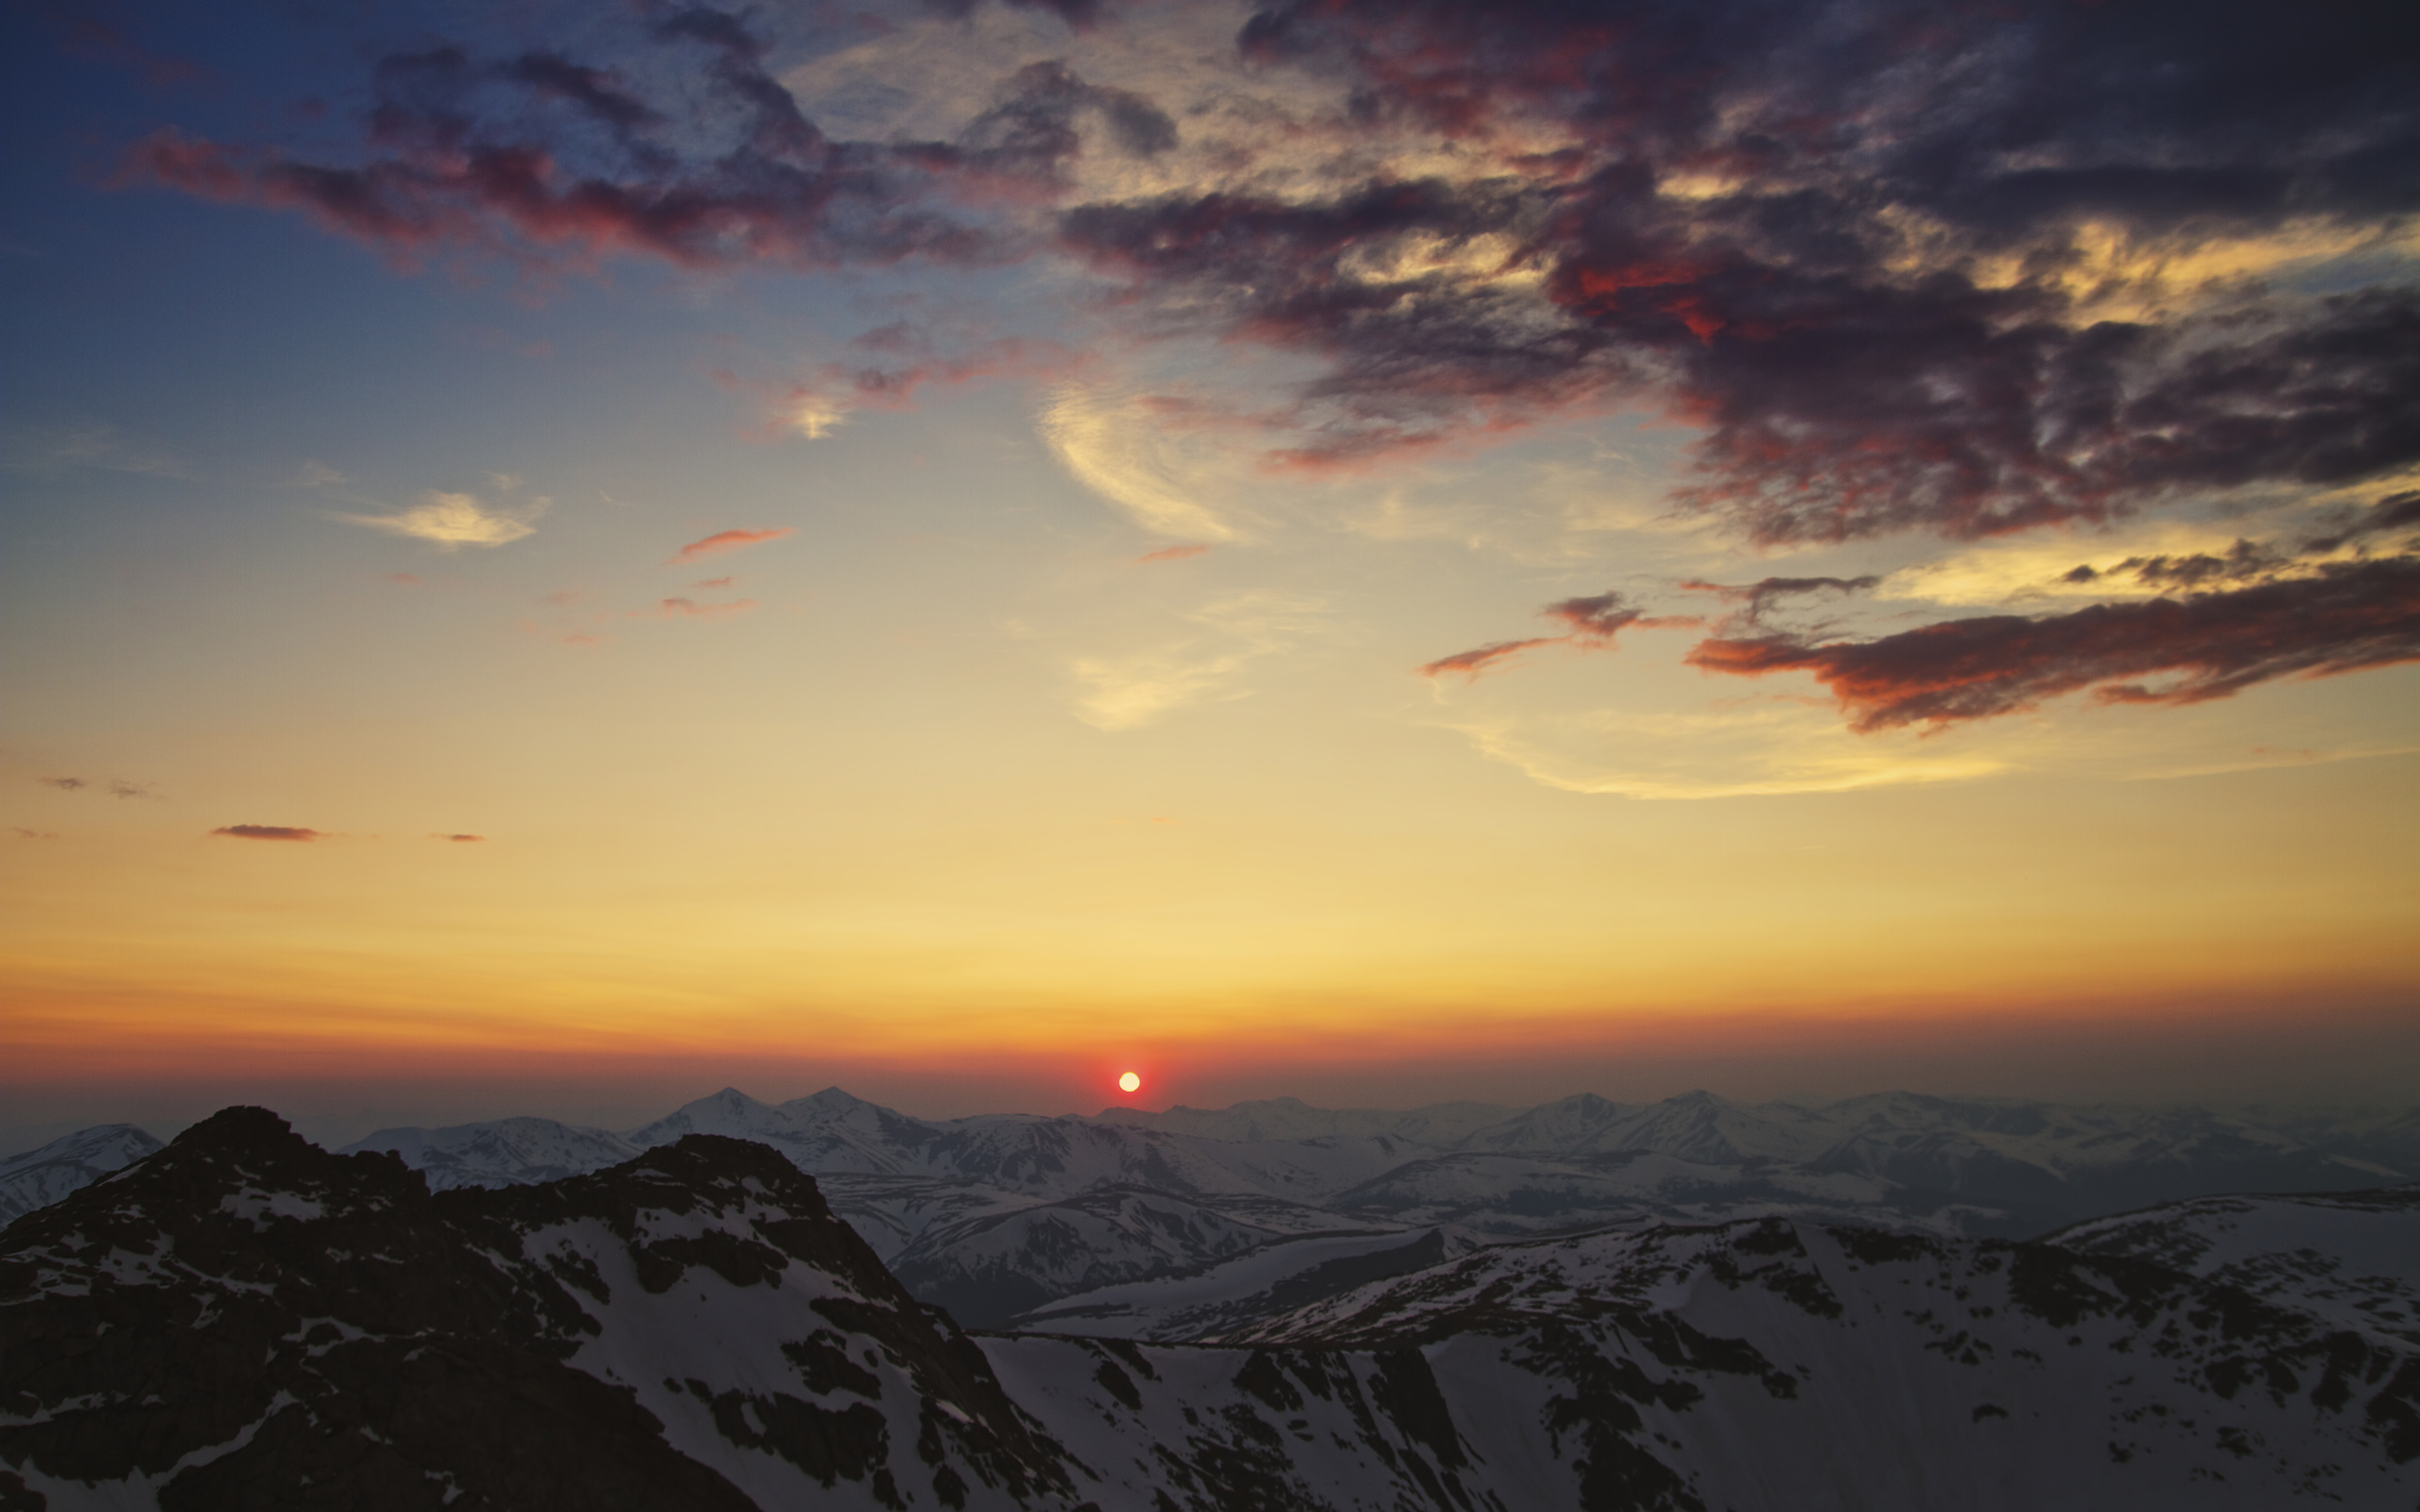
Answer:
[{"xmin": 0, "ymin": 1108, "xmax": 1080, "ymax": 1511}]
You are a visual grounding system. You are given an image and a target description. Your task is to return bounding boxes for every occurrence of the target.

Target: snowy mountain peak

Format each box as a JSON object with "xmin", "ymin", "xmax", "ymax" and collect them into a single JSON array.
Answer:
[{"xmin": 0, "ymin": 1121, "xmax": 163, "ymax": 1227}]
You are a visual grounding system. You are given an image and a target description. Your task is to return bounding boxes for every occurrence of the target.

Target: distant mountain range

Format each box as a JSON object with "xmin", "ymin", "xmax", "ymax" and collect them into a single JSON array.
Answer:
[
  {"xmin": 4, "ymin": 1107, "xmax": 2412, "ymax": 1509},
  {"xmin": 9, "ymin": 1087, "xmax": 2414, "ymax": 1332}
]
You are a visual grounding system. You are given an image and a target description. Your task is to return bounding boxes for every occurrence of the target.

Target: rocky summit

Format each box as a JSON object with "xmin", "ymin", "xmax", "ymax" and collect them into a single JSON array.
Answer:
[
  {"xmin": 3, "ymin": 1108, "xmax": 2416, "ymax": 1509},
  {"xmin": 0, "ymin": 1108, "xmax": 1076, "ymax": 1511}
]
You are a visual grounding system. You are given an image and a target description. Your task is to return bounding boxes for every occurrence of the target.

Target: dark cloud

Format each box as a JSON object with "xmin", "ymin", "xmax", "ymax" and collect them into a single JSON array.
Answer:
[
  {"xmin": 1686, "ymin": 558, "xmax": 2420, "ymax": 730},
  {"xmin": 212, "ymin": 824, "xmax": 321, "ymax": 841},
  {"xmin": 1681, "ymin": 576, "xmax": 1879, "ymax": 620},
  {"xmin": 10, "ymin": 827, "xmax": 60, "ymax": 841},
  {"xmin": 1063, "ymin": 1, "xmax": 2420, "ymax": 533},
  {"xmin": 1541, "ymin": 592, "xmax": 1641, "ymax": 640},
  {"xmin": 2064, "ymin": 541, "xmax": 2287, "ymax": 593},
  {"xmin": 910, "ymin": 61, "xmax": 1175, "ymax": 188},
  {"xmin": 124, "ymin": 9, "xmax": 1006, "ymax": 271},
  {"xmin": 107, "ymin": 780, "xmax": 155, "ymax": 799},
  {"xmin": 919, "ymin": 0, "xmax": 1106, "ymax": 27},
  {"xmin": 122, "ymin": 6, "xmax": 1185, "ymax": 275},
  {"xmin": 434, "ymin": 833, "xmax": 485, "ymax": 842},
  {"xmin": 39, "ymin": 777, "xmax": 86, "ymax": 791},
  {"xmin": 2304, "ymin": 490, "xmax": 2420, "ymax": 555}
]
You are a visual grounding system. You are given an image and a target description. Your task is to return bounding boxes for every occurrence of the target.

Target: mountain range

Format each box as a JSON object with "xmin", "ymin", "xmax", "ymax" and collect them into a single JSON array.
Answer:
[
  {"xmin": 8, "ymin": 1087, "xmax": 2413, "ymax": 1332},
  {"xmin": 356, "ymin": 1086, "xmax": 2420, "ymax": 1328},
  {"xmin": 3, "ymin": 1106, "xmax": 2412, "ymax": 1509}
]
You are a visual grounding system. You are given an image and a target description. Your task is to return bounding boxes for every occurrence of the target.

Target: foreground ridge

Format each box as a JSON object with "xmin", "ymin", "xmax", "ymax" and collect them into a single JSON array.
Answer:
[{"xmin": 3, "ymin": 1107, "xmax": 2415, "ymax": 1509}]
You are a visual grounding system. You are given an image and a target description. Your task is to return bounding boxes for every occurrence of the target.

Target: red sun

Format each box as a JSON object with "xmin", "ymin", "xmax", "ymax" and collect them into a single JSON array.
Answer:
[{"xmin": 1117, "ymin": 1071, "xmax": 1141, "ymax": 1094}]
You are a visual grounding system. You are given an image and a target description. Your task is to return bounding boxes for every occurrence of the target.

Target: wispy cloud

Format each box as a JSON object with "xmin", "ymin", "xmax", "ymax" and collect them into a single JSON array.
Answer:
[
  {"xmin": 1421, "ymin": 591, "xmax": 1689, "ymax": 680},
  {"xmin": 1039, "ymin": 384, "xmax": 1246, "ymax": 542},
  {"xmin": 1137, "ymin": 543, "xmax": 1212, "ymax": 564},
  {"xmin": 2, "ymin": 421, "xmax": 191, "ymax": 477},
  {"xmin": 433, "ymin": 833, "xmax": 485, "ymax": 842},
  {"xmin": 212, "ymin": 824, "xmax": 320, "ymax": 841},
  {"xmin": 9, "ymin": 827, "xmax": 60, "ymax": 841},
  {"xmin": 634, "ymin": 596, "xmax": 756, "ymax": 620},
  {"xmin": 38, "ymin": 777, "xmax": 85, "ymax": 791},
  {"xmin": 340, "ymin": 488, "xmax": 544, "ymax": 549},
  {"xmin": 1070, "ymin": 649, "xmax": 1254, "ymax": 730},
  {"xmin": 1071, "ymin": 591, "xmax": 1328, "ymax": 729},
  {"xmin": 667, "ymin": 527, "xmax": 793, "ymax": 565}
]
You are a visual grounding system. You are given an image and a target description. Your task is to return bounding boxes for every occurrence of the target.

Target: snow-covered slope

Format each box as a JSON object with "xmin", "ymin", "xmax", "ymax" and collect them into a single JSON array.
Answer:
[
  {"xmin": 887, "ymin": 1185, "xmax": 1386, "ymax": 1328},
  {"xmin": 2048, "ymin": 1187, "xmax": 2420, "ymax": 1344},
  {"xmin": 0, "ymin": 1124, "xmax": 160, "ymax": 1228},
  {"xmin": 1009, "ymin": 1227, "xmax": 1478, "ymax": 1340},
  {"xmin": 1158, "ymin": 1211, "xmax": 2420, "ymax": 1507},
  {"xmin": 342, "ymin": 1115, "xmax": 640, "ymax": 1190}
]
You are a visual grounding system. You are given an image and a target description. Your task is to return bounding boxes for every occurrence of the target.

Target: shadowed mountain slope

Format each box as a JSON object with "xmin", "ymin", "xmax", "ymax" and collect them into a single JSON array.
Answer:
[{"xmin": 0, "ymin": 1109, "xmax": 1084, "ymax": 1511}]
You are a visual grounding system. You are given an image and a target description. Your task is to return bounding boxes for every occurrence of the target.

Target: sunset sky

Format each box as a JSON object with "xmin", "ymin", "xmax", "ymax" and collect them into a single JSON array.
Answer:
[{"xmin": 4, "ymin": 0, "xmax": 2414, "ymax": 1143}]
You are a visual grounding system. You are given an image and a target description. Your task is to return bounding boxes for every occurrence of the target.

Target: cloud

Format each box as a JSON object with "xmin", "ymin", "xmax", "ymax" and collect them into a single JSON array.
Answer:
[
  {"xmin": 110, "ymin": 0, "xmax": 2420, "ymax": 727},
  {"xmin": 1418, "ymin": 638, "xmax": 1558, "ymax": 679},
  {"xmin": 2, "ymin": 421, "xmax": 191, "ymax": 477},
  {"xmin": 290, "ymin": 461, "xmax": 346, "ymax": 487},
  {"xmin": 113, "ymin": 6, "xmax": 1150, "ymax": 275},
  {"xmin": 1069, "ymin": 589, "xmax": 1328, "ymax": 728},
  {"xmin": 106, "ymin": 781, "xmax": 155, "ymax": 799},
  {"xmin": 635, "ymin": 596, "xmax": 756, "ymax": 620},
  {"xmin": 692, "ymin": 576, "xmax": 735, "ymax": 590},
  {"xmin": 340, "ymin": 490, "xmax": 544, "ymax": 549},
  {"xmin": 38, "ymin": 777, "xmax": 85, "ymax": 791},
  {"xmin": 1682, "ymin": 576, "xmax": 1880, "ymax": 617},
  {"xmin": 1046, "ymin": 0, "xmax": 2420, "ymax": 544},
  {"xmin": 10, "ymin": 828, "xmax": 60, "ymax": 841},
  {"xmin": 1070, "ymin": 649, "xmax": 1253, "ymax": 730},
  {"xmin": 1137, "ymin": 543, "xmax": 1211, "ymax": 564},
  {"xmin": 433, "ymin": 833, "xmax": 485, "ymax": 842},
  {"xmin": 1038, "ymin": 383, "xmax": 1248, "ymax": 541},
  {"xmin": 212, "ymin": 824, "xmax": 321, "ymax": 841},
  {"xmin": 667, "ymin": 527, "xmax": 793, "ymax": 565},
  {"xmin": 1687, "ymin": 558, "xmax": 2420, "ymax": 731},
  {"xmin": 1422, "ymin": 590, "xmax": 1688, "ymax": 679},
  {"xmin": 2304, "ymin": 490, "xmax": 2420, "ymax": 555}
]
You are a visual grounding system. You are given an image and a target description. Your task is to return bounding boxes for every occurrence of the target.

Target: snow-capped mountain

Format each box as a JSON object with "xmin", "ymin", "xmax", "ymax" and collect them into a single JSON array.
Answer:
[
  {"xmin": 308, "ymin": 1085, "xmax": 2420, "ymax": 1328},
  {"xmin": 344, "ymin": 1115, "xmax": 641, "ymax": 1191},
  {"xmin": 9, "ymin": 1108, "xmax": 2410, "ymax": 1509},
  {"xmin": 0, "ymin": 1124, "xmax": 160, "ymax": 1227}
]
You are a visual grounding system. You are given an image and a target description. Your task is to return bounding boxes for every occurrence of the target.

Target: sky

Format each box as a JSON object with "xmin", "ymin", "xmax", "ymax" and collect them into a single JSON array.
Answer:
[{"xmin": 3, "ymin": 0, "xmax": 2415, "ymax": 1143}]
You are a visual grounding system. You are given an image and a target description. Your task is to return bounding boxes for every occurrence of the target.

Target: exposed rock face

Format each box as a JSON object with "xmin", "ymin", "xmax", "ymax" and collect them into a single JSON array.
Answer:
[{"xmin": 0, "ymin": 1108, "xmax": 1081, "ymax": 1511}]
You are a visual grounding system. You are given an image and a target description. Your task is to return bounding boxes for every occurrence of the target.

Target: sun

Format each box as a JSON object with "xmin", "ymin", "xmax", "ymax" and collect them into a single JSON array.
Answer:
[{"xmin": 1118, "ymin": 1071, "xmax": 1141, "ymax": 1094}]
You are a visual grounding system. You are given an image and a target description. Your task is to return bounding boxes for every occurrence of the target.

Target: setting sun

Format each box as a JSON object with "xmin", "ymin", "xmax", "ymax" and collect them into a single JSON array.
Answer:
[{"xmin": 1118, "ymin": 1072, "xmax": 1141, "ymax": 1094}]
